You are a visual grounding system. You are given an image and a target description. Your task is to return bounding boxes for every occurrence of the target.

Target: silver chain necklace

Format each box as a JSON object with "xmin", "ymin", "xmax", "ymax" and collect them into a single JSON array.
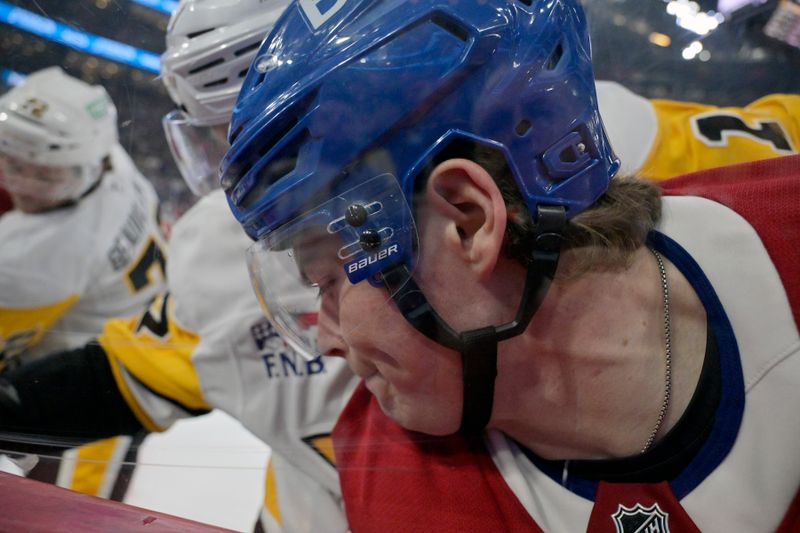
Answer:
[{"xmin": 641, "ymin": 248, "xmax": 672, "ymax": 453}]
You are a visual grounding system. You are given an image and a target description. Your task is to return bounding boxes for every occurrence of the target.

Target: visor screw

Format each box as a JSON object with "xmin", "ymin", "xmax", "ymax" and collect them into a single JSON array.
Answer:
[
  {"xmin": 255, "ymin": 55, "xmax": 276, "ymax": 73},
  {"xmin": 345, "ymin": 203, "xmax": 369, "ymax": 227},
  {"xmin": 359, "ymin": 229, "xmax": 381, "ymax": 251}
]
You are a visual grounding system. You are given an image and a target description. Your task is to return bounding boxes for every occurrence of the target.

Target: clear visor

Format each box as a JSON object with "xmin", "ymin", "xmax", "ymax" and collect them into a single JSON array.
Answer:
[
  {"xmin": 246, "ymin": 173, "xmax": 418, "ymax": 359},
  {"xmin": 0, "ymin": 151, "xmax": 84, "ymax": 205},
  {"xmin": 162, "ymin": 109, "xmax": 228, "ymax": 196}
]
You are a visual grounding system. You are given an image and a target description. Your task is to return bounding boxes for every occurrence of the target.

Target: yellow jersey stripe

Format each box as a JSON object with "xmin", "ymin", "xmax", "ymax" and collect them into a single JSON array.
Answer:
[
  {"xmin": 264, "ymin": 457, "xmax": 282, "ymax": 525},
  {"xmin": 98, "ymin": 294, "xmax": 208, "ymax": 412},
  {"xmin": 62, "ymin": 436, "xmax": 132, "ymax": 498},
  {"xmin": 0, "ymin": 294, "xmax": 79, "ymax": 365},
  {"xmin": 305, "ymin": 434, "xmax": 337, "ymax": 468}
]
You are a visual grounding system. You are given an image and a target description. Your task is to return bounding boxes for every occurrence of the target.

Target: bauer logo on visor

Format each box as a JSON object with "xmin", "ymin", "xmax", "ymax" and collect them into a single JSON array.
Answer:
[{"xmin": 346, "ymin": 244, "xmax": 399, "ymax": 275}]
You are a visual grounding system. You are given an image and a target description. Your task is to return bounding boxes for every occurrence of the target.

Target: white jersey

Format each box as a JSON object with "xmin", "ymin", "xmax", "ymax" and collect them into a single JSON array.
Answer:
[
  {"xmin": 596, "ymin": 81, "xmax": 658, "ymax": 177},
  {"xmin": 0, "ymin": 145, "xmax": 166, "ymax": 366},
  {"xmin": 98, "ymin": 189, "xmax": 358, "ymax": 532},
  {"xmin": 488, "ymin": 193, "xmax": 800, "ymax": 532}
]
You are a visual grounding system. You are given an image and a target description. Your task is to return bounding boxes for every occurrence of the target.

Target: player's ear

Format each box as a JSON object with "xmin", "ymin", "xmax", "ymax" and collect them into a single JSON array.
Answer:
[{"xmin": 423, "ymin": 158, "xmax": 507, "ymax": 280}]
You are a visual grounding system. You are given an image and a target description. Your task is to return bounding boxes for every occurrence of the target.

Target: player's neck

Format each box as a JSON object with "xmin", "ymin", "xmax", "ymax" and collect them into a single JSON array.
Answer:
[{"xmin": 491, "ymin": 246, "xmax": 707, "ymax": 460}]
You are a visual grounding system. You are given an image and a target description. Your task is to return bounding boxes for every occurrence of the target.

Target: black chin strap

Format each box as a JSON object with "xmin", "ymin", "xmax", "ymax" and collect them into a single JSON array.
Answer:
[{"xmin": 381, "ymin": 205, "xmax": 566, "ymax": 434}]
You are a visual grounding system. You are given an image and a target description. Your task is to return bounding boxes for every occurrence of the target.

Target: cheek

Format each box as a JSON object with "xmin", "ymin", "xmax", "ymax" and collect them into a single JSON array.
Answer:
[
  {"xmin": 334, "ymin": 281, "xmax": 400, "ymax": 355},
  {"xmin": 341, "ymin": 279, "xmax": 466, "ymax": 433},
  {"xmin": 338, "ymin": 281, "xmax": 390, "ymax": 331},
  {"xmin": 337, "ymin": 282, "xmax": 412, "ymax": 352},
  {"xmin": 336, "ymin": 273, "xmax": 463, "ymax": 372},
  {"xmin": 1, "ymin": 173, "xmax": 64, "ymax": 199},
  {"xmin": 413, "ymin": 250, "xmax": 473, "ymax": 333}
]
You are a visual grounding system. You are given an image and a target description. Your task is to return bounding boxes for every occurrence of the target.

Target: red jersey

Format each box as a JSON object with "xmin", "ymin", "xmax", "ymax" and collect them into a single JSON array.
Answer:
[{"xmin": 334, "ymin": 155, "xmax": 800, "ymax": 532}]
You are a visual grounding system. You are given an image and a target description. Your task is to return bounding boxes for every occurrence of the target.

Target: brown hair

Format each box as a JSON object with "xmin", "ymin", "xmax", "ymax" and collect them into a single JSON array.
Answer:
[
  {"xmin": 473, "ymin": 143, "xmax": 662, "ymax": 276},
  {"xmin": 416, "ymin": 140, "xmax": 662, "ymax": 275}
]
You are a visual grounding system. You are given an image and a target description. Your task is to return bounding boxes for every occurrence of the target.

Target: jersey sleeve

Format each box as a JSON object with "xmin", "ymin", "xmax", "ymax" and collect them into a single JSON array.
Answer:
[
  {"xmin": 640, "ymin": 94, "xmax": 800, "ymax": 181},
  {"xmin": 97, "ymin": 292, "xmax": 210, "ymax": 432},
  {"xmin": 595, "ymin": 80, "xmax": 659, "ymax": 177},
  {"xmin": 0, "ymin": 187, "xmax": 12, "ymax": 215},
  {"xmin": 0, "ymin": 211, "xmax": 87, "ymax": 368},
  {"xmin": 96, "ymin": 191, "xmax": 250, "ymax": 432}
]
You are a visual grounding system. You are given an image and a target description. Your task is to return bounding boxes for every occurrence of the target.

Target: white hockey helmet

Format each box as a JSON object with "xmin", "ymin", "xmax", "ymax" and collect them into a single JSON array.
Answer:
[
  {"xmin": 0, "ymin": 67, "xmax": 117, "ymax": 168},
  {"xmin": 161, "ymin": 0, "xmax": 289, "ymax": 127},
  {"xmin": 0, "ymin": 67, "xmax": 117, "ymax": 208},
  {"xmin": 160, "ymin": 0, "xmax": 290, "ymax": 195}
]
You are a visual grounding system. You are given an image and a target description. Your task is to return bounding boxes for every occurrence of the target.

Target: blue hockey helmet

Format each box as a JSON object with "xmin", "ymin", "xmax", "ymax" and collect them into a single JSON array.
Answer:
[
  {"xmin": 221, "ymin": 0, "xmax": 619, "ymax": 430},
  {"xmin": 223, "ymin": 0, "xmax": 618, "ymax": 239}
]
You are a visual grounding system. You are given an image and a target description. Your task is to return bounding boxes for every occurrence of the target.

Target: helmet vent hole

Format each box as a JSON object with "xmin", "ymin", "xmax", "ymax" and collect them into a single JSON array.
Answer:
[
  {"xmin": 203, "ymin": 78, "xmax": 228, "ymax": 88},
  {"xmin": 258, "ymin": 118, "xmax": 299, "ymax": 158},
  {"xmin": 189, "ymin": 57, "xmax": 225, "ymax": 75},
  {"xmin": 241, "ymin": 128, "xmax": 307, "ymax": 209},
  {"xmin": 253, "ymin": 89, "xmax": 317, "ymax": 158},
  {"xmin": 229, "ymin": 124, "xmax": 244, "ymax": 144},
  {"xmin": 559, "ymin": 146, "xmax": 578, "ymax": 163},
  {"xmin": 238, "ymin": 69, "xmax": 249, "ymax": 79},
  {"xmin": 227, "ymin": 116, "xmax": 298, "ymax": 187},
  {"xmin": 545, "ymin": 43, "xmax": 564, "ymax": 70},
  {"xmin": 517, "ymin": 0, "xmax": 533, "ymax": 6},
  {"xmin": 225, "ymin": 87, "xmax": 318, "ymax": 199},
  {"xmin": 235, "ymin": 42, "xmax": 262, "ymax": 57},
  {"xmin": 431, "ymin": 14, "xmax": 468, "ymax": 42},
  {"xmin": 515, "ymin": 119, "xmax": 532, "ymax": 136},
  {"xmin": 187, "ymin": 28, "xmax": 216, "ymax": 39}
]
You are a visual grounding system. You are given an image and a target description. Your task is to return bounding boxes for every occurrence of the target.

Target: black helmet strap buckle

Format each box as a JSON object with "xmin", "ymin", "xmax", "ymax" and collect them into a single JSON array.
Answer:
[{"xmin": 381, "ymin": 205, "xmax": 566, "ymax": 434}]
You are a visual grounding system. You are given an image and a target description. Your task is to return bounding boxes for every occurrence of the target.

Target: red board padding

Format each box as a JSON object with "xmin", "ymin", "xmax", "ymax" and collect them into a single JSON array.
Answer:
[
  {"xmin": 0, "ymin": 472, "xmax": 238, "ymax": 533},
  {"xmin": 0, "ymin": 187, "xmax": 11, "ymax": 215}
]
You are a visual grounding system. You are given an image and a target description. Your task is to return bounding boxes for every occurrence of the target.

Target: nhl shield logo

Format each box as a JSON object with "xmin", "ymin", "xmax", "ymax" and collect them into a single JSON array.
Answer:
[{"xmin": 612, "ymin": 503, "xmax": 670, "ymax": 533}]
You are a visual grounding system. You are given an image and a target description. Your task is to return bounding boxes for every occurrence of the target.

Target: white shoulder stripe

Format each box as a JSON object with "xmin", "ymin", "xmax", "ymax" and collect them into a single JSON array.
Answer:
[{"xmin": 658, "ymin": 195, "xmax": 799, "ymax": 386}]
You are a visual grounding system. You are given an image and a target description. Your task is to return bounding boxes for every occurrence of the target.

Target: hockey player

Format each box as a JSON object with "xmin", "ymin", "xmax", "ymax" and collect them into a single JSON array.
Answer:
[
  {"xmin": 0, "ymin": 66, "xmax": 166, "ymax": 499},
  {"xmin": 220, "ymin": 0, "xmax": 800, "ymax": 531},
  {"xmin": 3, "ymin": 2, "xmax": 797, "ymax": 531},
  {"xmin": 1, "ymin": 1, "xmax": 357, "ymax": 531},
  {"xmin": 0, "ymin": 67, "xmax": 165, "ymax": 366}
]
